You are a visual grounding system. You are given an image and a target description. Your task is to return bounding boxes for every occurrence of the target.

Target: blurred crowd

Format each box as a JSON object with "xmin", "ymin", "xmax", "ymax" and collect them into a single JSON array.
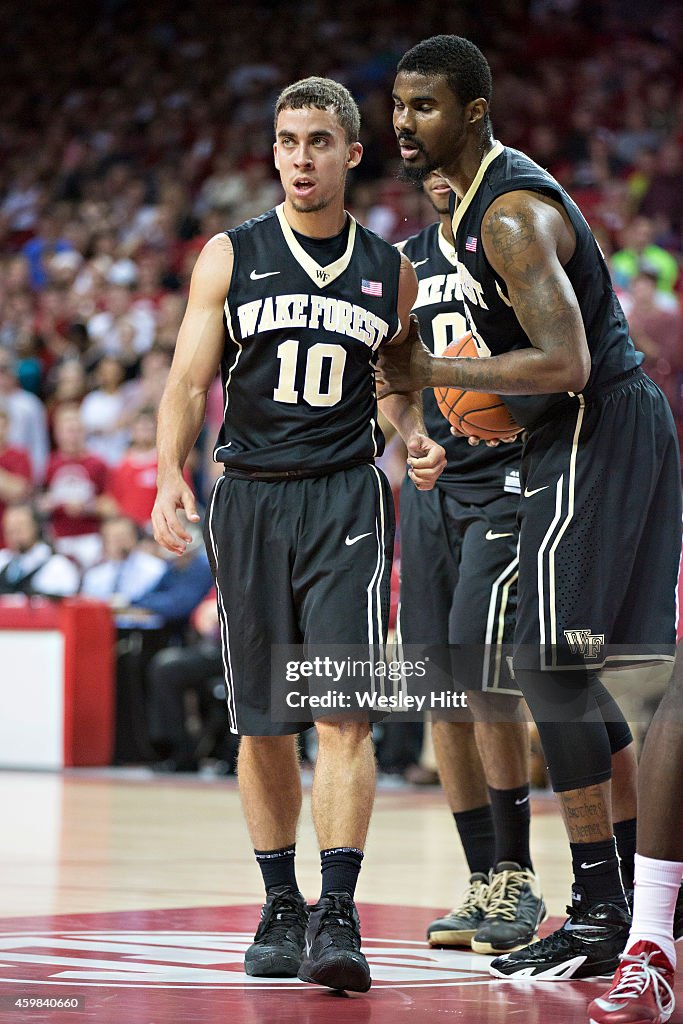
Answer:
[
  {"xmin": 0, "ymin": 0, "xmax": 681, "ymax": 768},
  {"xmin": 0, "ymin": 0, "xmax": 681, "ymax": 515}
]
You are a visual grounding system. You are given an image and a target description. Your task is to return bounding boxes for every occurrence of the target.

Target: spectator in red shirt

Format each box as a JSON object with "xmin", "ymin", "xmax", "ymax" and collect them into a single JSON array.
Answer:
[
  {"xmin": 108, "ymin": 407, "xmax": 193, "ymax": 529},
  {"xmin": 39, "ymin": 403, "xmax": 117, "ymax": 568},
  {"xmin": 107, "ymin": 407, "xmax": 159, "ymax": 528},
  {"xmin": 0, "ymin": 405, "xmax": 32, "ymax": 546}
]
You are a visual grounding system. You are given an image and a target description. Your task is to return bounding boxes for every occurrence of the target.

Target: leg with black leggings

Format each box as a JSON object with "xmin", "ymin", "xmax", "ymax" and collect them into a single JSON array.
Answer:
[{"xmin": 515, "ymin": 668, "xmax": 633, "ymax": 910}]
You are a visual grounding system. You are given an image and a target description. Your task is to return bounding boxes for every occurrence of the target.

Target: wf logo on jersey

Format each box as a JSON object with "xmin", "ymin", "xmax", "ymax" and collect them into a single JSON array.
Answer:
[{"xmin": 563, "ymin": 630, "xmax": 605, "ymax": 659}]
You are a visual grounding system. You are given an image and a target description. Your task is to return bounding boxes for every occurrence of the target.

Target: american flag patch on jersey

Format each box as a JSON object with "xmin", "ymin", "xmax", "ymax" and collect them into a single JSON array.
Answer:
[
  {"xmin": 362, "ymin": 279, "xmax": 382, "ymax": 296},
  {"xmin": 465, "ymin": 236, "xmax": 478, "ymax": 252}
]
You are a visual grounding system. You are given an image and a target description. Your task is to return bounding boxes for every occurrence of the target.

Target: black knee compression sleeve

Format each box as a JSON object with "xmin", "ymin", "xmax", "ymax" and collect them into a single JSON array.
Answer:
[
  {"xmin": 514, "ymin": 669, "xmax": 612, "ymax": 792},
  {"xmin": 588, "ymin": 676, "xmax": 633, "ymax": 754}
]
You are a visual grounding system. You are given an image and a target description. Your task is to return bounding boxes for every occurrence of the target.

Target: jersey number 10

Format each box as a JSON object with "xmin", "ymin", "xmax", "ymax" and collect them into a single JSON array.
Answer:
[{"xmin": 273, "ymin": 339, "xmax": 347, "ymax": 407}]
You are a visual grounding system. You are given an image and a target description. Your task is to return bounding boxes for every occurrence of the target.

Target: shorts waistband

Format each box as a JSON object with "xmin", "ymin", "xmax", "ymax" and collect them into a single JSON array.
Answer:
[
  {"xmin": 529, "ymin": 366, "xmax": 643, "ymax": 432},
  {"xmin": 222, "ymin": 460, "xmax": 371, "ymax": 481},
  {"xmin": 583, "ymin": 365, "xmax": 643, "ymax": 397}
]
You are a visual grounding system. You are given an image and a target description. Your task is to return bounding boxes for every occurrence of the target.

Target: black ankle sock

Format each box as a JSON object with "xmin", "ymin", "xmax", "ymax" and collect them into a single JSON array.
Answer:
[
  {"xmin": 320, "ymin": 846, "xmax": 364, "ymax": 899},
  {"xmin": 487, "ymin": 784, "xmax": 533, "ymax": 871},
  {"xmin": 254, "ymin": 844, "xmax": 298, "ymax": 894},
  {"xmin": 614, "ymin": 818, "xmax": 637, "ymax": 891},
  {"xmin": 570, "ymin": 838, "xmax": 626, "ymax": 909},
  {"xmin": 453, "ymin": 804, "xmax": 496, "ymax": 875}
]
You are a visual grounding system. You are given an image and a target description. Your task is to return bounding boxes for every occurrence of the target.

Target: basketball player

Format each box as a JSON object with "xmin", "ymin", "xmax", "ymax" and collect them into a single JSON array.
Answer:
[
  {"xmin": 152, "ymin": 77, "xmax": 446, "ymax": 994},
  {"xmin": 379, "ymin": 35, "xmax": 682, "ymax": 981},
  {"xmin": 588, "ymin": 655, "xmax": 683, "ymax": 1022},
  {"xmin": 395, "ymin": 172, "xmax": 546, "ymax": 956}
]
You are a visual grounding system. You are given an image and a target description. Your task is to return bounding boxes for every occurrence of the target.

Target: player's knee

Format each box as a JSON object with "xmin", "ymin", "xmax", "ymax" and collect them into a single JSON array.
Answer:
[
  {"xmin": 431, "ymin": 718, "xmax": 475, "ymax": 741},
  {"xmin": 605, "ymin": 718, "xmax": 633, "ymax": 754},
  {"xmin": 465, "ymin": 690, "xmax": 523, "ymax": 722},
  {"xmin": 314, "ymin": 718, "xmax": 372, "ymax": 750},
  {"xmin": 238, "ymin": 734, "xmax": 298, "ymax": 763},
  {"xmin": 534, "ymin": 720, "xmax": 612, "ymax": 792}
]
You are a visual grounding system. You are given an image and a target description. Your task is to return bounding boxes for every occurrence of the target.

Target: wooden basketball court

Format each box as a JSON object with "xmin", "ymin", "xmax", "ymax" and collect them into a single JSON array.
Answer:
[{"xmin": 0, "ymin": 770, "xmax": 680, "ymax": 1023}]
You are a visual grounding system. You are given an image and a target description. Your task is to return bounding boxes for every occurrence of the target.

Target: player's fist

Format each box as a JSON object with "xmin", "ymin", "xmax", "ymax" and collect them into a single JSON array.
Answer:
[
  {"xmin": 406, "ymin": 432, "xmax": 447, "ymax": 490},
  {"xmin": 376, "ymin": 314, "xmax": 433, "ymax": 398}
]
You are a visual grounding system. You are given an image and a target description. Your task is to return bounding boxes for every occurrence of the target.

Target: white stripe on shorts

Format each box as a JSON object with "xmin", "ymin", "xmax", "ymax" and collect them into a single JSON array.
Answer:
[{"xmin": 207, "ymin": 476, "xmax": 238, "ymax": 734}]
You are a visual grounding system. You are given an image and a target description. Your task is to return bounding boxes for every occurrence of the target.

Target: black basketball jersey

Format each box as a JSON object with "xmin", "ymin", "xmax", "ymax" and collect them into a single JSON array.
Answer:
[
  {"xmin": 216, "ymin": 205, "xmax": 401, "ymax": 473},
  {"xmin": 449, "ymin": 142, "xmax": 642, "ymax": 428},
  {"xmin": 401, "ymin": 221, "xmax": 521, "ymax": 502}
]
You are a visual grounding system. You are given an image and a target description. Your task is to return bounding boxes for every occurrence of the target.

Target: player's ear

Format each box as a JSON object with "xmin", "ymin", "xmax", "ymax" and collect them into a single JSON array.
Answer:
[
  {"xmin": 467, "ymin": 98, "xmax": 488, "ymax": 127},
  {"xmin": 273, "ymin": 142, "xmax": 280, "ymax": 172},
  {"xmin": 347, "ymin": 142, "xmax": 363, "ymax": 169}
]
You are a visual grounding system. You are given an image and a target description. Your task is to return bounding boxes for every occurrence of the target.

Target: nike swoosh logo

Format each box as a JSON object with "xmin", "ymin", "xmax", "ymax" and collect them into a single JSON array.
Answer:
[
  {"xmin": 594, "ymin": 998, "xmax": 628, "ymax": 1012},
  {"xmin": 345, "ymin": 532, "xmax": 373, "ymax": 546},
  {"xmin": 563, "ymin": 921, "xmax": 606, "ymax": 932},
  {"xmin": 485, "ymin": 530, "xmax": 514, "ymax": 541},
  {"xmin": 523, "ymin": 485, "xmax": 550, "ymax": 497},
  {"xmin": 580, "ymin": 860, "xmax": 608, "ymax": 870},
  {"xmin": 514, "ymin": 795, "xmax": 530, "ymax": 805},
  {"xmin": 305, "ymin": 939, "xmax": 312, "ymax": 956},
  {"xmin": 250, "ymin": 269, "xmax": 281, "ymax": 280},
  {"xmin": 411, "ymin": 258, "xmax": 430, "ymax": 268}
]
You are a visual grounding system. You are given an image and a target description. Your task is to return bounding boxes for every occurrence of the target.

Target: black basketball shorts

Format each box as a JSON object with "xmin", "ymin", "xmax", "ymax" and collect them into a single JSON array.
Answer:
[
  {"xmin": 204, "ymin": 463, "xmax": 395, "ymax": 736},
  {"xmin": 397, "ymin": 477, "xmax": 521, "ymax": 695},
  {"xmin": 514, "ymin": 369, "xmax": 681, "ymax": 673}
]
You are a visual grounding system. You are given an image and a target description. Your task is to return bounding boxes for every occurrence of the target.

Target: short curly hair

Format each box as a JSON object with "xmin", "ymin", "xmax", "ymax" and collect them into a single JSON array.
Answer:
[
  {"xmin": 274, "ymin": 77, "xmax": 361, "ymax": 144},
  {"xmin": 397, "ymin": 35, "xmax": 493, "ymax": 110}
]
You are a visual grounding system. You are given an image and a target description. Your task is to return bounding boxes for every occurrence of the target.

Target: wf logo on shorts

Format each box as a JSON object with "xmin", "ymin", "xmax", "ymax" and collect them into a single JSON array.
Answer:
[{"xmin": 563, "ymin": 629, "xmax": 605, "ymax": 659}]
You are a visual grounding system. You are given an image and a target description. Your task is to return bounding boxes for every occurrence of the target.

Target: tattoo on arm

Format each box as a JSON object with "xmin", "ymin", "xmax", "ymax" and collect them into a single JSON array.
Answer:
[
  {"xmin": 485, "ymin": 206, "xmax": 536, "ymax": 274},
  {"xmin": 479, "ymin": 201, "xmax": 586, "ymax": 386}
]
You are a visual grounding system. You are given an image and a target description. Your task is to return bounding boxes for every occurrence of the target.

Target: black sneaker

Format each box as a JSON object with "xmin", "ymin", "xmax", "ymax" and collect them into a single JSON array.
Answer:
[
  {"xmin": 427, "ymin": 873, "xmax": 489, "ymax": 947},
  {"xmin": 297, "ymin": 891, "xmax": 371, "ymax": 992},
  {"xmin": 489, "ymin": 898, "xmax": 631, "ymax": 981},
  {"xmin": 472, "ymin": 861, "xmax": 546, "ymax": 954},
  {"xmin": 244, "ymin": 887, "xmax": 308, "ymax": 977}
]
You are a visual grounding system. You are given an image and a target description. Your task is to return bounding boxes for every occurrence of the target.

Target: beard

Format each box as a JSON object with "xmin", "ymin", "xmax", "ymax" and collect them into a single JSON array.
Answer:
[{"xmin": 398, "ymin": 156, "xmax": 440, "ymax": 186}]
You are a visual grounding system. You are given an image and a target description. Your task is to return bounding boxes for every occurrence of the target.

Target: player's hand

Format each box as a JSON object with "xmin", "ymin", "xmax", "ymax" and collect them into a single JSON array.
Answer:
[
  {"xmin": 452, "ymin": 429, "xmax": 521, "ymax": 447},
  {"xmin": 376, "ymin": 314, "xmax": 433, "ymax": 398},
  {"xmin": 152, "ymin": 473, "xmax": 201, "ymax": 555},
  {"xmin": 406, "ymin": 432, "xmax": 447, "ymax": 490}
]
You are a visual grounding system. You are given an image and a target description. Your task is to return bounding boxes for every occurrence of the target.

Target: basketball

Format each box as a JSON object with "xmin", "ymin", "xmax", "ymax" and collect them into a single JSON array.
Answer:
[{"xmin": 434, "ymin": 334, "xmax": 522, "ymax": 440}]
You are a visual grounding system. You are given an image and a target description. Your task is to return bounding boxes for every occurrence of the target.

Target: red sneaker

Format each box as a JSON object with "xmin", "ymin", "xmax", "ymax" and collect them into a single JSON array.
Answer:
[{"xmin": 587, "ymin": 941, "xmax": 675, "ymax": 1024}]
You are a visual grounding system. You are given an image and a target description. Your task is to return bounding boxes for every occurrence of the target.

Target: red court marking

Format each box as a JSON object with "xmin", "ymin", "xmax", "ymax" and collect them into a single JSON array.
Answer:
[{"xmin": 0, "ymin": 904, "xmax": 680, "ymax": 1024}]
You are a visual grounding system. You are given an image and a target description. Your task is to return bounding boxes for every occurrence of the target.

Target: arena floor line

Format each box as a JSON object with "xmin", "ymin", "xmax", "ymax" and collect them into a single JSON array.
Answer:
[{"xmin": 0, "ymin": 771, "xmax": 680, "ymax": 1023}]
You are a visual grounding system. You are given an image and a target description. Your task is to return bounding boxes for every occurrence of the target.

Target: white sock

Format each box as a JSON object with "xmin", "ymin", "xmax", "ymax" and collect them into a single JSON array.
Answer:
[{"xmin": 627, "ymin": 853, "xmax": 683, "ymax": 969}]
